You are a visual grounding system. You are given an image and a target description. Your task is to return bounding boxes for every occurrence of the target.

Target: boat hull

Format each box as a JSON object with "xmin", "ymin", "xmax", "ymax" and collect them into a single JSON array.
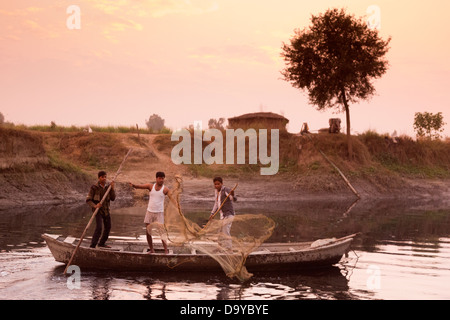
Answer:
[{"xmin": 42, "ymin": 234, "xmax": 355, "ymax": 273}]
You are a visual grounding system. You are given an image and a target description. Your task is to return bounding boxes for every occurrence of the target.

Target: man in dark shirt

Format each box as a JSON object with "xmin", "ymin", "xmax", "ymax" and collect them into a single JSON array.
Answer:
[
  {"xmin": 86, "ymin": 170, "xmax": 116, "ymax": 248},
  {"xmin": 210, "ymin": 177, "xmax": 236, "ymax": 250}
]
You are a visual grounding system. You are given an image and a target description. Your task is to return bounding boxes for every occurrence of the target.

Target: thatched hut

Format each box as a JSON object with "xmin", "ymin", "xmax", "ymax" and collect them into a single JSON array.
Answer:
[{"xmin": 227, "ymin": 112, "xmax": 289, "ymax": 131}]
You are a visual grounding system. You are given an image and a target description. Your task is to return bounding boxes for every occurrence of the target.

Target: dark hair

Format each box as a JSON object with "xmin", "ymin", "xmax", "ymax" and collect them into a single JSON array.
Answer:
[
  {"xmin": 98, "ymin": 170, "xmax": 107, "ymax": 178},
  {"xmin": 213, "ymin": 177, "xmax": 223, "ymax": 183},
  {"xmin": 156, "ymin": 171, "xmax": 165, "ymax": 178}
]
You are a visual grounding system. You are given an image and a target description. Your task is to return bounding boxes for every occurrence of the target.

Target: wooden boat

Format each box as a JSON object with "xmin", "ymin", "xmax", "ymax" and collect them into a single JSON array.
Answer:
[{"xmin": 42, "ymin": 233, "xmax": 357, "ymax": 273}]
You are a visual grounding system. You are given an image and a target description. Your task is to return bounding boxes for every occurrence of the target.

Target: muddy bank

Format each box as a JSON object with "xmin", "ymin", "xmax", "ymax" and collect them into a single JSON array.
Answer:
[
  {"xmin": 0, "ymin": 169, "xmax": 88, "ymax": 208},
  {"xmin": 177, "ymin": 176, "xmax": 450, "ymax": 209},
  {"xmin": 3, "ymin": 174, "xmax": 449, "ymax": 211},
  {"xmin": 1, "ymin": 127, "xmax": 449, "ymax": 210}
]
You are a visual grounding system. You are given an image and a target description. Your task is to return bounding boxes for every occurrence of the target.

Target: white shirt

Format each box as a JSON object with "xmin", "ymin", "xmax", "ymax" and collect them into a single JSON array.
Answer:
[{"xmin": 147, "ymin": 183, "xmax": 165, "ymax": 213}]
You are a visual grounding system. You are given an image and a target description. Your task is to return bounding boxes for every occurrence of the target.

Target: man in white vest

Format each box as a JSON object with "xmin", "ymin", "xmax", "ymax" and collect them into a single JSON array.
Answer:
[{"xmin": 129, "ymin": 172, "xmax": 171, "ymax": 254}]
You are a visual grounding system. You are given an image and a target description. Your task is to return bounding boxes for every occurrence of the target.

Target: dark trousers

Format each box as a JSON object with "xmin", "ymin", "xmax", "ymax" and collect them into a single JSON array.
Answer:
[{"xmin": 90, "ymin": 213, "xmax": 111, "ymax": 248}]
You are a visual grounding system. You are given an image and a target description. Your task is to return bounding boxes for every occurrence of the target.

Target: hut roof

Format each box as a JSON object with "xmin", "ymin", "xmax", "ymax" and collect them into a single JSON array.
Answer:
[{"xmin": 228, "ymin": 112, "xmax": 288, "ymax": 122}]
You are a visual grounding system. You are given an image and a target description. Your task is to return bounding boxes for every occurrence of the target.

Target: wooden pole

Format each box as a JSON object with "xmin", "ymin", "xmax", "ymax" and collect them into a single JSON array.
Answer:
[
  {"xmin": 318, "ymin": 150, "xmax": 361, "ymax": 199},
  {"xmin": 305, "ymin": 134, "xmax": 360, "ymax": 199},
  {"xmin": 63, "ymin": 149, "xmax": 132, "ymax": 275}
]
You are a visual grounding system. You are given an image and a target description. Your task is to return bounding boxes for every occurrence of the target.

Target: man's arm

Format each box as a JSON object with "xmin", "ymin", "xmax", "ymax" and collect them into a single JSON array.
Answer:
[
  {"xmin": 129, "ymin": 182, "xmax": 152, "ymax": 190},
  {"xmin": 165, "ymin": 188, "xmax": 178, "ymax": 207},
  {"xmin": 224, "ymin": 187, "xmax": 237, "ymax": 202},
  {"xmin": 210, "ymin": 190, "xmax": 218, "ymax": 218}
]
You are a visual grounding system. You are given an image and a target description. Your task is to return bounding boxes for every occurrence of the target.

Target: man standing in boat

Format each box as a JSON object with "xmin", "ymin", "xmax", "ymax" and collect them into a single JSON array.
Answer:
[
  {"xmin": 86, "ymin": 170, "xmax": 116, "ymax": 248},
  {"xmin": 210, "ymin": 177, "xmax": 237, "ymax": 250},
  {"xmin": 129, "ymin": 171, "xmax": 171, "ymax": 254}
]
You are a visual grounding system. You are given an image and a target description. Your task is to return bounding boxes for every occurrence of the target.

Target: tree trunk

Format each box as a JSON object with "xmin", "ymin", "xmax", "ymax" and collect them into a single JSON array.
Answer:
[{"xmin": 341, "ymin": 88, "xmax": 353, "ymax": 158}]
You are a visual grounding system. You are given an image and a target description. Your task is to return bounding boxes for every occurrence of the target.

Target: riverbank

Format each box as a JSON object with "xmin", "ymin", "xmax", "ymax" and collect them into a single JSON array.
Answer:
[{"xmin": 0, "ymin": 127, "xmax": 449, "ymax": 209}]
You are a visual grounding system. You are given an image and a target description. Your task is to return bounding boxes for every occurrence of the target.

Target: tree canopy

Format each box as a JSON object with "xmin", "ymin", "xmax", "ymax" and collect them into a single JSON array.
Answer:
[{"xmin": 281, "ymin": 8, "xmax": 391, "ymax": 156}]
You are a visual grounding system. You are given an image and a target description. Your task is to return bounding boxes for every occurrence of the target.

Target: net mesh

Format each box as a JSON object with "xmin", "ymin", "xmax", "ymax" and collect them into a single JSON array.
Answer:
[{"xmin": 163, "ymin": 175, "xmax": 275, "ymax": 282}]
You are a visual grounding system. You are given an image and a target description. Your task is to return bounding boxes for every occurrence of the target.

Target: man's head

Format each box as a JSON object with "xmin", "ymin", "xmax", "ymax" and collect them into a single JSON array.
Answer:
[
  {"xmin": 98, "ymin": 171, "xmax": 107, "ymax": 185},
  {"xmin": 156, "ymin": 171, "xmax": 165, "ymax": 185},
  {"xmin": 213, "ymin": 176, "xmax": 223, "ymax": 191}
]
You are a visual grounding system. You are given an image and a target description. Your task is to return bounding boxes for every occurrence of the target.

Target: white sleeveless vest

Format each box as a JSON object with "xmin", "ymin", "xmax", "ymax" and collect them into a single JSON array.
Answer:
[{"xmin": 147, "ymin": 184, "xmax": 165, "ymax": 213}]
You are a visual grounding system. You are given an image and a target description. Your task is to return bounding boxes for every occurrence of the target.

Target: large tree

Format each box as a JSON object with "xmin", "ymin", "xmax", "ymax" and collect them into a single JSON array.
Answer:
[{"xmin": 281, "ymin": 8, "xmax": 391, "ymax": 157}]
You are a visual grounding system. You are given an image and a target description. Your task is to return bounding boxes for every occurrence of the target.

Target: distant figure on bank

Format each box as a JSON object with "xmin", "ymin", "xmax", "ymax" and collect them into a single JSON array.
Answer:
[
  {"xmin": 86, "ymin": 170, "xmax": 116, "ymax": 248},
  {"xmin": 129, "ymin": 171, "xmax": 172, "ymax": 254},
  {"xmin": 210, "ymin": 177, "xmax": 237, "ymax": 250}
]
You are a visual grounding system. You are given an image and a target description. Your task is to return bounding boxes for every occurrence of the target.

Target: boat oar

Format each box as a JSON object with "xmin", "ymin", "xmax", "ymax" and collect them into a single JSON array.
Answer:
[{"xmin": 63, "ymin": 148, "xmax": 132, "ymax": 275}]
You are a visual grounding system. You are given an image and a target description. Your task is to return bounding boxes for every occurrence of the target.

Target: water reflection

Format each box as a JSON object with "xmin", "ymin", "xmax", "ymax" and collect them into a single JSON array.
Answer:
[{"xmin": 47, "ymin": 263, "xmax": 355, "ymax": 300}]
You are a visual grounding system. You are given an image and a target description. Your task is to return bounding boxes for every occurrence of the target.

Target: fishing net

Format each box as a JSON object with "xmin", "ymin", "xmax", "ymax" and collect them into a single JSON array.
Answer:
[{"xmin": 163, "ymin": 175, "xmax": 275, "ymax": 282}]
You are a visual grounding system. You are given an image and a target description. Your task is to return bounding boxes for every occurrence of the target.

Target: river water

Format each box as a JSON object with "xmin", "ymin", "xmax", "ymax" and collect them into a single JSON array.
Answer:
[{"xmin": 1, "ymin": 197, "xmax": 449, "ymax": 300}]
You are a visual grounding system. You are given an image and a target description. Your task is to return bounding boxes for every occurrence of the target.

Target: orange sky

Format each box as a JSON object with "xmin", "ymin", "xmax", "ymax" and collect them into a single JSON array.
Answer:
[{"xmin": 1, "ymin": 0, "xmax": 449, "ymax": 137}]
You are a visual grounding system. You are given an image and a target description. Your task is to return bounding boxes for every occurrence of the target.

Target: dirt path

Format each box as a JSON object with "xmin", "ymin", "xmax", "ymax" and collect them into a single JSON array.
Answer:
[
  {"xmin": 108, "ymin": 134, "xmax": 192, "ymax": 206},
  {"xmin": 114, "ymin": 134, "xmax": 189, "ymax": 183}
]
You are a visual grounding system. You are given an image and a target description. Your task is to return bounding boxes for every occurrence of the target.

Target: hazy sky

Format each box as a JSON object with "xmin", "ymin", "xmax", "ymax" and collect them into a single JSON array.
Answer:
[{"xmin": 1, "ymin": 0, "xmax": 449, "ymax": 137}]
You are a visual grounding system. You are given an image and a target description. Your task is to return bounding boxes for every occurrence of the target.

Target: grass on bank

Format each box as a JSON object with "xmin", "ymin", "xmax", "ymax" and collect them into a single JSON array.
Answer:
[
  {"xmin": 147, "ymin": 128, "xmax": 450, "ymax": 179},
  {"xmin": 357, "ymin": 130, "xmax": 450, "ymax": 178},
  {"xmin": 0, "ymin": 126, "xmax": 88, "ymax": 180},
  {"xmin": 2, "ymin": 125, "xmax": 449, "ymax": 180},
  {"xmin": 9, "ymin": 123, "xmax": 172, "ymax": 134}
]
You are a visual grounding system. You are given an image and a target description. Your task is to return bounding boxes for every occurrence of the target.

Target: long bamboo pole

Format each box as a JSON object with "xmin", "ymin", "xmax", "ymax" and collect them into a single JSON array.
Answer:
[
  {"xmin": 304, "ymin": 134, "xmax": 360, "ymax": 199},
  {"xmin": 63, "ymin": 149, "xmax": 132, "ymax": 275},
  {"xmin": 318, "ymin": 150, "xmax": 361, "ymax": 198}
]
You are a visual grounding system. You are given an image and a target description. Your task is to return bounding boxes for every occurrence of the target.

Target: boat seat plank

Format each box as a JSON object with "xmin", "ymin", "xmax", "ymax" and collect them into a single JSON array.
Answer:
[
  {"xmin": 250, "ymin": 248, "xmax": 271, "ymax": 255},
  {"xmin": 64, "ymin": 237, "xmax": 76, "ymax": 244}
]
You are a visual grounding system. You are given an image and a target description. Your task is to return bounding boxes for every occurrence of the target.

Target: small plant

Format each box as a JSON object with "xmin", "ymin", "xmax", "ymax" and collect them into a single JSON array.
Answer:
[
  {"xmin": 146, "ymin": 114, "xmax": 165, "ymax": 132},
  {"xmin": 413, "ymin": 112, "xmax": 446, "ymax": 140}
]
